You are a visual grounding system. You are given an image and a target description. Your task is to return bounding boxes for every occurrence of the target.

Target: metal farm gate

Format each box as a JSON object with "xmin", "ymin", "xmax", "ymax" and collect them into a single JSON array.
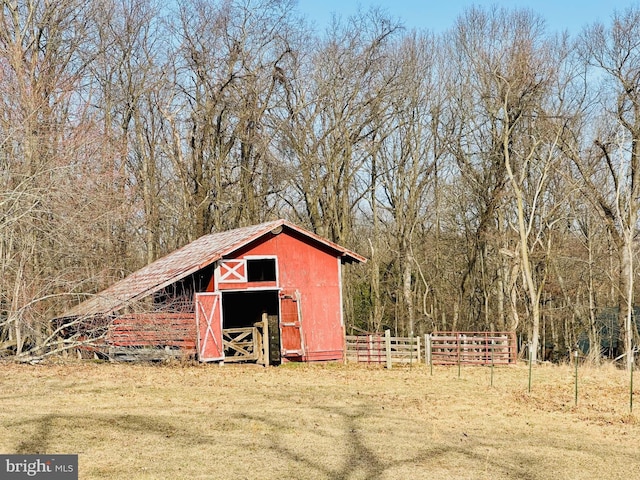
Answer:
[
  {"xmin": 354, "ymin": 333, "xmax": 386, "ymax": 364},
  {"xmin": 427, "ymin": 332, "xmax": 517, "ymax": 366}
]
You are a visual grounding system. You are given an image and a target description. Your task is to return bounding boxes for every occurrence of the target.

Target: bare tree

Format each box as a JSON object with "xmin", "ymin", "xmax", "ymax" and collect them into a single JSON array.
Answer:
[
  {"xmin": 161, "ymin": 0, "xmax": 296, "ymax": 241},
  {"xmin": 0, "ymin": 0, "xmax": 138, "ymax": 356},
  {"xmin": 447, "ymin": 6, "xmax": 570, "ymax": 362},
  {"xmin": 565, "ymin": 7, "xmax": 640, "ymax": 369},
  {"xmin": 371, "ymin": 32, "xmax": 445, "ymax": 336},
  {"xmin": 88, "ymin": 0, "xmax": 168, "ymax": 264},
  {"xmin": 275, "ymin": 8, "xmax": 401, "ymax": 245}
]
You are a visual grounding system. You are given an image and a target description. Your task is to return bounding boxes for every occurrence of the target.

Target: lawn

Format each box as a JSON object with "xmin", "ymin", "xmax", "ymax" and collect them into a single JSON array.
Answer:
[{"xmin": 0, "ymin": 360, "xmax": 638, "ymax": 479}]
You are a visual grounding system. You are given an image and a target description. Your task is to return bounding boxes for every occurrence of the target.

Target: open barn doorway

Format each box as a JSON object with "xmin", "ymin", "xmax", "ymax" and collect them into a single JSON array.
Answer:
[{"xmin": 221, "ymin": 290, "xmax": 281, "ymax": 365}]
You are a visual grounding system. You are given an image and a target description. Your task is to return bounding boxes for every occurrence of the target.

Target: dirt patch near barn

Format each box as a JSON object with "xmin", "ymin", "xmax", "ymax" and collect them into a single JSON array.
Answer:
[{"xmin": 0, "ymin": 360, "xmax": 637, "ymax": 479}]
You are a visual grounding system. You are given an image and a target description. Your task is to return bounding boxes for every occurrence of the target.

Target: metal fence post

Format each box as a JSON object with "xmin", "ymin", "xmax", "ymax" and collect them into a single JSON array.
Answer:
[
  {"xmin": 427, "ymin": 334, "xmax": 433, "ymax": 375},
  {"xmin": 490, "ymin": 340, "xmax": 495, "ymax": 387},
  {"xmin": 631, "ymin": 348, "xmax": 635, "ymax": 413},
  {"xmin": 574, "ymin": 350, "xmax": 579, "ymax": 406},
  {"xmin": 528, "ymin": 342, "xmax": 533, "ymax": 393}
]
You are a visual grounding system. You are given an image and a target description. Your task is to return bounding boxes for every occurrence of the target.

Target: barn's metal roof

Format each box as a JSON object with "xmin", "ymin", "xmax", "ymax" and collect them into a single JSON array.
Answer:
[{"xmin": 62, "ymin": 219, "xmax": 366, "ymax": 317}]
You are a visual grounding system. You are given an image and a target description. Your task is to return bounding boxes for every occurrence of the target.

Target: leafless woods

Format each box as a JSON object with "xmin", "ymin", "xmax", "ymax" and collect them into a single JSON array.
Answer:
[{"xmin": 1, "ymin": 0, "xmax": 638, "ymax": 365}]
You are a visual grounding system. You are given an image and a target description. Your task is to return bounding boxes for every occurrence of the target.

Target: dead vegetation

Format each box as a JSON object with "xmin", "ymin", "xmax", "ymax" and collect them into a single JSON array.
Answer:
[{"xmin": 0, "ymin": 361, "xmax": 638, "ymax": 479}]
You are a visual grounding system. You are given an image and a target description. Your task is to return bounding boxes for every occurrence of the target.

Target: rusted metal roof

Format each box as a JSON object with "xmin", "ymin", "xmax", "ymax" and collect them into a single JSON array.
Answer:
[{"xmin": 63, "ymin": 219, "xmax": 366, "ymax": 317}]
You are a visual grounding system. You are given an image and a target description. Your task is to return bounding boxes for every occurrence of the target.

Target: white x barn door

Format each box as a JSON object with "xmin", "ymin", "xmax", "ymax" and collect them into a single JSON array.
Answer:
[
  {"xmin": 218, "ymin": 259, "xmax": 247, "ymax": 283},
  {"xmin": 195, "ymin": 292, "xmax": 223, "ymax": 362}
]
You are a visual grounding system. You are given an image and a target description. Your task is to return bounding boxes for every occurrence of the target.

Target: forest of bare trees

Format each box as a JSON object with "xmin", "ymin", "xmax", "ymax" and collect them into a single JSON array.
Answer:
[{"xmin": 2, "ymin": 0, "xmax": 640, "ymax": 366}]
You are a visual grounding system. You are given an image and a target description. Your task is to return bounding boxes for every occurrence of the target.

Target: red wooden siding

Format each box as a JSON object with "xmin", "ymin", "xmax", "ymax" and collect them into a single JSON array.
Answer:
[
  {"xmin": 232, "ymin": 230, "xmax": 345, "ymax": 361},
  {"xmin": 217, "ymin": 280, "xmax": 278, "ymax": 291},
  {"xmin": 108, "ymin": 313, "xmax": 196, "ymax": 353}
]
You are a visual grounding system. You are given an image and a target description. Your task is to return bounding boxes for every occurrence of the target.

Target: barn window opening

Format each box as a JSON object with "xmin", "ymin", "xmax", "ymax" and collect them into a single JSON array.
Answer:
[{"xmin": 247, "ymin": 258, "xmax": 276, "ymax": 282}]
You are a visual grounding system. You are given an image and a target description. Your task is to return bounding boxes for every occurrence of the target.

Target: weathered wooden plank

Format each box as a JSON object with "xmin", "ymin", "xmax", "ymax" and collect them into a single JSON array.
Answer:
[
  {"xmin": 107, "ymin": 312, "xmax": 197, "ymax": 351},
  {"xmin": 346, "ymin": 332, "xmax": 421, "ymax": 365},
  {"xmin": 222, "ymin": 327, "xmax": 260, "ymax": 362},
  {"xmin": 347, "ymin": 331, "xmax": 516, "ymax": 366}
]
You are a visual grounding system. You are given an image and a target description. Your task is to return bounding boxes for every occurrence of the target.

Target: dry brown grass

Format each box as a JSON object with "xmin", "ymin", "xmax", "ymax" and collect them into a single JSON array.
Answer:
[{"xmin": 0, "ymin": 360, "xmax": 638, "ymax": 479}]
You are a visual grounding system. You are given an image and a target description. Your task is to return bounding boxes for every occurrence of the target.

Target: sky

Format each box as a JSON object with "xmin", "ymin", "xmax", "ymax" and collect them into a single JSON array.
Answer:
[{"xmin": 295, "ymin": 0, "xmax": 640, "ymax": 36}]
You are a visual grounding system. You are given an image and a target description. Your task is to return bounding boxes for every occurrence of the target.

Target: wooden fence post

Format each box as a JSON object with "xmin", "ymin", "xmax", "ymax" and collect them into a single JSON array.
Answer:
[
  {"xmin": 262, "ymin": 312, "xmax": 269, "ymax": 367},
  {"xmin": 409, "ymin": 332, "xmax": 414, "ymax": 366},
  {"xmin": 425, "ymin": 334, "xmax": 430, "ymax": 365},
  {"xmin": 385, "ymin": 329, "xmax": 392, "ymax": 369},
  {"xmin": 416, "ymin": 335, "xmax": 421, "ymax": 363}
]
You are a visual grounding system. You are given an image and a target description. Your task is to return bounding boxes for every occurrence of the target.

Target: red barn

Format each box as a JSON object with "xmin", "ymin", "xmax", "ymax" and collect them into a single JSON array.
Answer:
[{"xmin": 62, "ymin": 219, "xmax": 366, "ymax": 364}]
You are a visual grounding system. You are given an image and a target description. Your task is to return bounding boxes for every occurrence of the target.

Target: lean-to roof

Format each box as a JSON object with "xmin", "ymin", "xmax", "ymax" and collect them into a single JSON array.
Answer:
[{"xmin": 63, "ymin": 219, "xmax": 365, "ymax": 317}]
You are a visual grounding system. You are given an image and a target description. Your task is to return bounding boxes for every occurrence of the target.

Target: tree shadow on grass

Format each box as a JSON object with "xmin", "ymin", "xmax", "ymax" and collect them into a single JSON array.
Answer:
[
  {"xmin": 236, "ymin": 404, "xmax": 566, "ymax": 480},
  {"xmin": 237, "ymin": 408, "xmax": 377, "ymax": 479},
  {"xmin": 9, "ymin": 412, "xmax": 218, "ymax": 455},
  {"xmin": 237, "ymin": 405, "xmax": 455, "ymax": 480},
  {"xmin": 15, "ymin": 414, "xmax": 55, "ymax": 454},
  {"xmin": 8, "ymin": 410, "xmax": 597, "ymax": 479}
]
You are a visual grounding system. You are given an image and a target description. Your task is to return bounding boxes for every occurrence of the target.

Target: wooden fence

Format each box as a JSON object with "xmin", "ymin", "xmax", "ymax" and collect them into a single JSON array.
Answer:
[
  {"xmin": 346, "ymin": 331, "xmax": 420, "ymax": 366},
  {"xmin": 106, "ymin": 312, "xmax": 197, "ymax": 361},
  {"xmin": 428, "ymin": 332, "xmax": 517, "ymax": 365},
  {"xmin": 346, "ymin": 331, "xmax": 517, "ymax": 367}
]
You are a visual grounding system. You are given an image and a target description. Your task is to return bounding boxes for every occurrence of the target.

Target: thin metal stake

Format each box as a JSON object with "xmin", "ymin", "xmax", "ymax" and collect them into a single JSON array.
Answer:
[
  {"xmin": 574, "ymin": 350, "xmax": 579, "ymax": 407},
  {"xmin": 631, "ymin": 349, "xmax": 635, "ymax": 413},
  {"xmin": 490, "ymin": 340, "xmax": 494, "ymax": 387},
  {"xmin": 528, "ymin": 343, "xmax": 533, "ymax": 393},
  {"xmin": 428, "ymin": 334, "xmax": 433, "ymax": 376},
  {"xmin": 458, "ymin": 333, "xmax": 461, "ymax": 378}
]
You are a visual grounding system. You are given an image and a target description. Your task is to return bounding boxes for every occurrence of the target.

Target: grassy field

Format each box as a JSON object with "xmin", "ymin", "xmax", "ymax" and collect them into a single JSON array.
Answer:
[{"xmin": 0, "ymin": 360, "xmax": 638, "ymax": 480}]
